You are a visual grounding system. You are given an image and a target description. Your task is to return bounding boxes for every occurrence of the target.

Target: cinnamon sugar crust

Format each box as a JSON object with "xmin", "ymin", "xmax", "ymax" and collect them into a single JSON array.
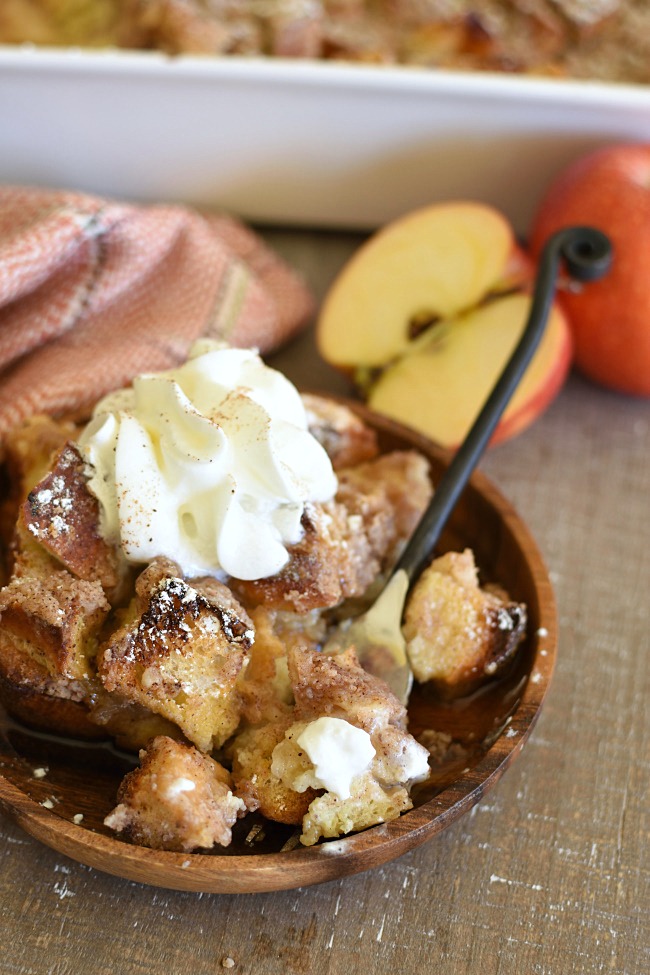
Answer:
[
  {"xmin": 99, "ymin": 559, "xmax": 253, "ymax": 752},
  {"xmin": 21, "ymin": 442, "xmax": 127, "ymax": 598},
  {"xmin": 104, "ymin": 735, "xmax": 246, "ymax": 852},
  {"xmin": 231, "ymin": 499, "xmax": 386, "ymax": 613}
]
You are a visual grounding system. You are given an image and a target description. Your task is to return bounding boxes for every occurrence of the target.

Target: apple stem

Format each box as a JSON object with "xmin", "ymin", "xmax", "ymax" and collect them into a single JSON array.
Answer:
[{"xmin": 392, "ymin": 226, "xmax": 612, "ymax": 590}]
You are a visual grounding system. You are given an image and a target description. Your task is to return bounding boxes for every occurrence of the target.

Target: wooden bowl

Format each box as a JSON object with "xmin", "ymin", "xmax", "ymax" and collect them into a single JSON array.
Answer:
[{"xmin": 0, "ymin": 404, "xmax": 557, "ymax": 893}]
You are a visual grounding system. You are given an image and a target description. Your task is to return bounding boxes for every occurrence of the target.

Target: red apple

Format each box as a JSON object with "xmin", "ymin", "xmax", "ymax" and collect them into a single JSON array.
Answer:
[
  {"xmin": 530, "ymin": 143, "xmax": 650, "ymax": 397},
  {"xmin": 317, "ymin": 201, "xmax": 572, "ymax": 449}
]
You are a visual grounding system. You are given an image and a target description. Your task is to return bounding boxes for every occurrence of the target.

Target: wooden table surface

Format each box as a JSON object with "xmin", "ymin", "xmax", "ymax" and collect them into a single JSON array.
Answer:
[{"xmin": 1, "ymin": 228, "xmax": 648, "ymax": 975}]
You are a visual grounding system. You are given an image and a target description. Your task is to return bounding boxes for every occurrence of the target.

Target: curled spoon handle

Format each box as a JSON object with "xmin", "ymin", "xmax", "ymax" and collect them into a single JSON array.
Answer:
[{"xmin": 394, "ymin": 225, "xmax": 612, "ymax": 587}]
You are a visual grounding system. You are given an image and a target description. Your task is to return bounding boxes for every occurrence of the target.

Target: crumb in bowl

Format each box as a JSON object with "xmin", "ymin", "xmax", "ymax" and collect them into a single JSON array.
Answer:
[{"xmin": 0, "ymin": 342, "xmax": 528, "ymax": 853}]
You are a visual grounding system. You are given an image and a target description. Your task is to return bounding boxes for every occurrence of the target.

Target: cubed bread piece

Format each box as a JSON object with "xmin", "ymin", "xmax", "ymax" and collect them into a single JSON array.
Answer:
[
  {"xmin": 10, "ymin": 520, "xmax": 61, "ymax": 582},
  {"xmin": 237, "ymin": 646, "xmax": 429, "ymax": 845},
  {"xmin": 298, "ymin": 776, "xmax": 412, "ymax": 847},
  {"xmin": 403, "ymin": 549, "xmax": 527, "ymax": 698},
  {"xmin": 233, "ymin": 450, "xmax": 431, "ymax": 614},
  {"xmin": 0, "ymin": 564, "xmax": 110, "ymax": 737},
  {"xmin": 104, "ymin": 736, "xmax": 246, "ymax": 852},
  {"xmin": 231, "ymin": 717, "xmax": 319, "ymax": 825},
  {"xmin": 270, "ymin": 719, "xmax": 428, "ymax": 847},
  {"xmin": 232, "ymin": 499, "xmax": 385, "ymax": 613},
  {"xmin": 0, "ymin": 415, "xmax": 78, "ymax": 574},
  {"xmin": 336, "ymin": 450, "xmax": 432, "ymax": 566},
  {"xmin": 289, "ymin": 644, "xmax": 407, "ymax": 733},
  {"xmin": 19, "ymin": 441, "xmax": 127, "ymax": 600},
  {"xmin": 119, "ymin": 0, "xmax": 250, "ymax": 55},
  {"xmin": 86, "ymin": 688, "xmax": 183, "ymax": 753},
  {"xmin": 302, "ymin": 393, "xmax": 379, "ymax": 469},
  {"xmin": 320, "ymin": 11, "xmax": 395, "ymax": 63},
  {"xmin": 0, "ymin": 566, "xmax": 109, "ymax": 683},
  {"xmin": 237, "ymin": 605, "xmax": 327, "ymax": 726},
  {"xmin": 268, "ymin": 3, "xmax": 323, "ymax": 58},
  {"xmin": 98, "ymin": 559, "xmax": 253, "ymax": 752},
  {"xmin": 0, "ymin": 675, "xmax": 106, "ymax": 739},
  {"xmin": 287, "ymin": 645, "xmax": 429, "ymax": 789}
]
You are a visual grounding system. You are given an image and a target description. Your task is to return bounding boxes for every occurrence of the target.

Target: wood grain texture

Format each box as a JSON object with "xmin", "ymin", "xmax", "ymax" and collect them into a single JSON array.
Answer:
[{"xmin": 0, "ymin": 229, "xmax": 648, "ymax": 974}]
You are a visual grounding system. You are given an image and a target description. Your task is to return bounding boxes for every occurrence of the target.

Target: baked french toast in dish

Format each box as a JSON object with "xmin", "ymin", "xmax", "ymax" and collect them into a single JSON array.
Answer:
[{"xmin": 1, "ymin": 1, "xmax": 648, "ymax": 84}]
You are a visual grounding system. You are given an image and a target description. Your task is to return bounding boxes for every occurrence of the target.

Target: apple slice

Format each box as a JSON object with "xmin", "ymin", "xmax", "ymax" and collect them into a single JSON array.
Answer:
[
  {"xmin": 317, "ymin": 201, "xmax": 572, "ymax": 448},
  {"xmin": 367, "ymin": 293, "xmax": 571, "ymax": 447}
]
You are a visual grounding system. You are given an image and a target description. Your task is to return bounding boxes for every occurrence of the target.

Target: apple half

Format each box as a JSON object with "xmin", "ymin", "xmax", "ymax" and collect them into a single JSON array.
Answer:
[{"xmin": 317, "ymin": 202, "xmax": 572, "ymax": 448}]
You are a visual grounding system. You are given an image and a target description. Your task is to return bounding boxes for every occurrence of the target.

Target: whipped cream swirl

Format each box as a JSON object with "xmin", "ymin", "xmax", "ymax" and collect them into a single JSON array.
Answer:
[
  {"xmin": 294, "ymin": 717, "xmax": 376, "ymax": 800},
  {"xmin": 78, "ymin": 341, "xmax": 338, "ymax": 581}
]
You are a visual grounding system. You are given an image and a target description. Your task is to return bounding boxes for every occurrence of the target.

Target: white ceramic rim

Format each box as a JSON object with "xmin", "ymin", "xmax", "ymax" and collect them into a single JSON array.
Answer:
[{"xmin": 2, "ymin": 43, "xmax": 649, "ymax": 107}]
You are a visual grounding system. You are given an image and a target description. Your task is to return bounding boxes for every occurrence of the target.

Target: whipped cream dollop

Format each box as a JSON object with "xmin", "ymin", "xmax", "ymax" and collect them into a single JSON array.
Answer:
[
  {"xmin": 294, "ymin": 717, "xmax": 376, "ymax": 800},
  {"xmin": 78, "ymin": 341, "xmax": 338, "ymax": 581}
]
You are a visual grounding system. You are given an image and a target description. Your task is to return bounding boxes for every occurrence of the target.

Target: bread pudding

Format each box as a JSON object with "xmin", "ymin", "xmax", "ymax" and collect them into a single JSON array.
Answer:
[{"xmin": 0, "ymin": 342, "xmax": 527, "ymax": 852}]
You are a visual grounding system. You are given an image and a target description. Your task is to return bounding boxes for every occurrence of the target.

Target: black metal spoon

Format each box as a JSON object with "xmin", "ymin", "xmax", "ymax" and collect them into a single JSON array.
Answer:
[{"xmin": 323, "ymin": 225, "xmax": 612, "ymax": 703}]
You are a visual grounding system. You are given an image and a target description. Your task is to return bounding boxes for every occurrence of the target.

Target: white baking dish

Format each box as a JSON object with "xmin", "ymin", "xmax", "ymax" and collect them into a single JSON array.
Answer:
[{"xmin": 2, "ymin": 46, "xmax": 649, "ymax": 233}]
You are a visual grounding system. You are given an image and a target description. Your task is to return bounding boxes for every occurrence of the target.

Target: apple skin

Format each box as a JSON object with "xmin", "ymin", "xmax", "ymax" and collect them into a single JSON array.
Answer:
[{"xmin": 530, "ymin": 143, "xmax": 650, "ymax": 397}]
